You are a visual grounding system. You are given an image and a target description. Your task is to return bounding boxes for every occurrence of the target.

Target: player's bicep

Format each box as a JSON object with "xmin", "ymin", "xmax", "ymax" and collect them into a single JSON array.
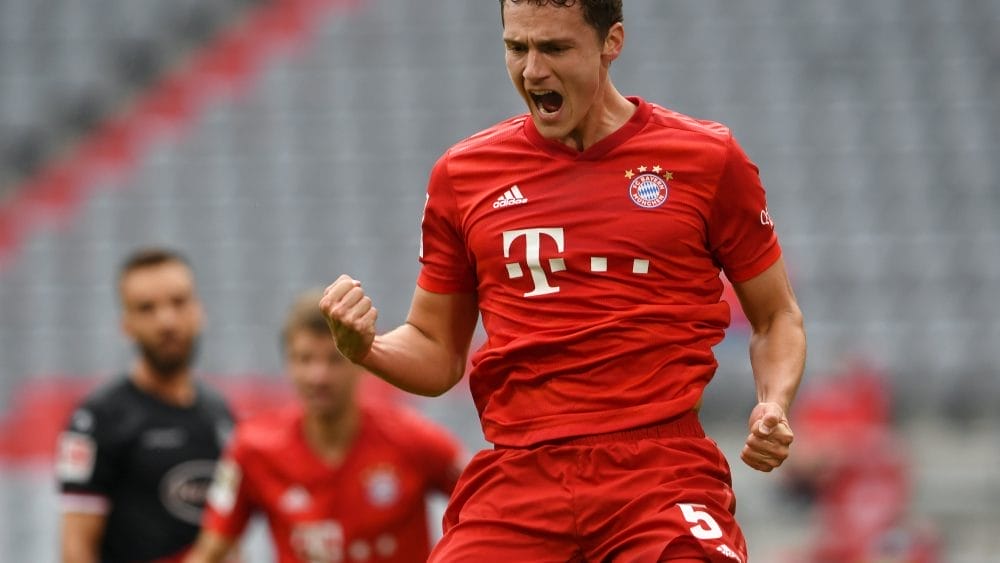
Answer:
[
  {"xmin": 731, "ymin": 256, "xmax": 800, "ymax": 333},
  {"xmin": 61, "ymin": 511, "xmax": 106, "ymax": 563}
]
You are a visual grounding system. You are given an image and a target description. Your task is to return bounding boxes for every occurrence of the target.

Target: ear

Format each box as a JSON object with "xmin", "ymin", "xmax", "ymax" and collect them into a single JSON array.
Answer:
[{"xmin": 602, "ymin": 22, "xmax": 625, "ymax": 63}]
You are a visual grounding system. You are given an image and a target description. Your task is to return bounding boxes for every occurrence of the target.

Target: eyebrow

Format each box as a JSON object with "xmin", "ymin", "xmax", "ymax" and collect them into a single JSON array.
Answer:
[{"xmin": 504, "ymin": 37, "xmax": 574, "ymax": 49}]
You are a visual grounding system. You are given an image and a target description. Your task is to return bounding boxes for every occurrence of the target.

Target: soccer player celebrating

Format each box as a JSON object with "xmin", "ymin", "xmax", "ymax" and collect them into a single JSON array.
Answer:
[
  {"xmin": 58, "ymin": 247, "xmax": 235, "ymax": 563},
  {"xmin": 185, "ymin": 289, "xmax": 465, "ymax": 563},
  {"xmin": 320, "ymin": 0, "xmax": 806, "ymax": 561}
]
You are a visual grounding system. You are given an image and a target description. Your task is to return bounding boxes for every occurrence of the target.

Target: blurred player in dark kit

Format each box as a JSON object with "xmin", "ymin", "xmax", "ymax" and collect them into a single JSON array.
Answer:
[
  {"xmin": 321, "ymin": 0, "xmax": 806, "ymax": 560},
  {"xmin": 58, "ymin": 247, "xmax": 234, "ymax": 562},
  {"xmin": 186, "ymin": 288, "xmax": 465, "ymax": 563}
]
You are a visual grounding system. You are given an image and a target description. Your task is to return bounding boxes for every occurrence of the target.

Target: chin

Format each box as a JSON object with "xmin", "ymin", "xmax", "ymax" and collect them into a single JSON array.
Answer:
[
  {"xmin": 308, "ymin": 401, "xmax": 339, "ymax": 416},
  {"xmin": 147, "ymin": 356, "xmax": 191, "ymax": 378},
  {"xmin": 532, "ymin": 119, "xmax": 568, "ymax": 140}
]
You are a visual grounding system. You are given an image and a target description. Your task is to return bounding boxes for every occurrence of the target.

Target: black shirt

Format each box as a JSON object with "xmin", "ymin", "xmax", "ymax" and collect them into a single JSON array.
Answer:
[{"xmin": 56, "ymin": 376, "xmax": 234, "ymax": 562}]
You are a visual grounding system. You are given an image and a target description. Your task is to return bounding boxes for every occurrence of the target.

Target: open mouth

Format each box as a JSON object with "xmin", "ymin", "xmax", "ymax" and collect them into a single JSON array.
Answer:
[{"xmin": 530, "ymin": 90, "xmax": 564, "ymax": 115}]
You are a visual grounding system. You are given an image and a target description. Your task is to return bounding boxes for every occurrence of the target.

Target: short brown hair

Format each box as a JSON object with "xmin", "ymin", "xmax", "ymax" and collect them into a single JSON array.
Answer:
[
  {"xmin": 117, "ymin": 247, "xmax": 192, "ymax": 288},
  {"xmin": 500, "ymin": 0, "xmax": 624, "ymax": 40},
  {"xmin": 281, "ymin": 288, "xmax": 331, "ymax": 350}
]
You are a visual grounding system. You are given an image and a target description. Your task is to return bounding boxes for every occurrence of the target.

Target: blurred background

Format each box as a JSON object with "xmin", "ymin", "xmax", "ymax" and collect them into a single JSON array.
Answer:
[{"xmin": 0, "ymin": 0, "xmax": 997, "ymax": 561}]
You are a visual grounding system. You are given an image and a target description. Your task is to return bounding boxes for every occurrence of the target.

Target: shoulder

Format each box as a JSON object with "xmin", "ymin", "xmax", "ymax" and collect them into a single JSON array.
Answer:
[
  {"xmin": 63, "ymin": 377, "xmax": 142, "ymax": 444},
  {"xmin": 645, "ymin": 102, "xmax": 733, "ymax": 148},
  {"xmin": 79, "ymin": 376, "xmax": 133, "ymax": 406},
  {"xmin": 228, "ymin": 407, "xmax": 299, "ymax": 457},
  {"xmin": 428, "ymin": 115, "xmax": 530, "ymax": 192},
  {"xmin": 444, "ymin": 114, "xmax": 530, "ymax": 161},
  {"xmin": 70, "ymin": 376, "xmax": 134, "ymax": 420},
  {"xmin": 363, "ymin": 401, "xmax": 457, "ymax": 448}
]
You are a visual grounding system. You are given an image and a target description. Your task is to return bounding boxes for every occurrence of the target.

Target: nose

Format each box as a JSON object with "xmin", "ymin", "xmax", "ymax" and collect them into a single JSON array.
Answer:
[
  {"xmin": 523, "ymin": 49, "xmax": 549, "ymax": 82},
  {"xmin": 154, "ymin": 304, "xmax": 180, "ymax": 329},
  {"xmin": 302, "ymin": 361, "xmax": 331, "ymax": 385}
]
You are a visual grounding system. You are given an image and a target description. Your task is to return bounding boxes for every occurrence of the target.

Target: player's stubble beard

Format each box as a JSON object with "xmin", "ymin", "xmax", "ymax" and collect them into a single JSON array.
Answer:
[{"xmin": 138, "ymin": 335, "xmax": 201, "ymax": 380}]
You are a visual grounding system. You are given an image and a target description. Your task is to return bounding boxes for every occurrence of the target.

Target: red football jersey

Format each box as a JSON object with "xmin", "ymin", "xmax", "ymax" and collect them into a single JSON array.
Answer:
[
  {"xmin": 419, "ymin": 97, "xmax": 781, "ymax": 447},
  {"xmin": 201, "ymin": 401, "xmax": 463, "ymax": 563}
]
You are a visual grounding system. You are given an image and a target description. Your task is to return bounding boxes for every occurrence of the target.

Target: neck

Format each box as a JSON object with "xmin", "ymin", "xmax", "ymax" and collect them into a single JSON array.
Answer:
[
  {"xmin": 130, "ymin": 360, "xmax": 195, "ymax": 406},
  {"xmin": 565, "ymin": 82, "xmax": 635, "ymax": 151},
  {"xmin": 302, "ymin": 405, "xmax": 360, "ymax": 464}
]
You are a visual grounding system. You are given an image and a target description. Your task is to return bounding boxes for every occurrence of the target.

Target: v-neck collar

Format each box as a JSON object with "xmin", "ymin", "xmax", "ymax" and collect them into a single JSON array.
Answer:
[
  {"xmin": 295, "ymin": 406, "xmax": 366, "ymax": 471},
  {"xmin": 523, "ymin": 96, "xmax": 651, "ymax": 161}
]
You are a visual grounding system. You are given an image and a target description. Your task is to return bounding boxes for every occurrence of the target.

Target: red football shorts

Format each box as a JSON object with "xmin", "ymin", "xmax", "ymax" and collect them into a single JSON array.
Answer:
[{"xmin": 430, "ymin": 411, "xmax": 747, "ymax": 562}]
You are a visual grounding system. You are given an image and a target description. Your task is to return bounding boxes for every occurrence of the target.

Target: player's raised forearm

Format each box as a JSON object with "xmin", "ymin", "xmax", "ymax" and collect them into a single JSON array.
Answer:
[
  {"xmin": 362, "ymin": 323, "xmax": 470, "ymax": 396},
  {"xmin": 361, "ymin": 287, "xmax": 478, "ymax": 396},
  {"xmin": 733, "ymin": 258, "xmax": 806, "ymax": 414},
  {"xmin": 321, "ymin": 283, "xmax": 478, "ymax": 397},
  {"xmin": 740, "ymin": 294, "xmax": 805, "ymax": 472},
  {"xmin": 749, "ymin": 306, "xmax": 805, "ymax": 413}
]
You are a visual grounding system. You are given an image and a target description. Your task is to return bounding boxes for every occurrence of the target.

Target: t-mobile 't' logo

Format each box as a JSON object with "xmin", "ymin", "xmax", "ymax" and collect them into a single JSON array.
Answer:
[{"xmin": 503, "ymin": 228, "xmax": 565, "ymax": 297}]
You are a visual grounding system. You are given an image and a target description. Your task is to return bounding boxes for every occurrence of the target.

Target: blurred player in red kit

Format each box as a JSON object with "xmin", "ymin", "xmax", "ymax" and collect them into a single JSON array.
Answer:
[
  {"xmin": 783, "ymin": 363, "xmax": 941, "ymax": 563},
  {"xmin": 185, "ymin": 289, "xmax": 466, "ymax": 563},
  {"xmin": 320, "ymin": 1, "xmax": 806, "ymax": 561}
]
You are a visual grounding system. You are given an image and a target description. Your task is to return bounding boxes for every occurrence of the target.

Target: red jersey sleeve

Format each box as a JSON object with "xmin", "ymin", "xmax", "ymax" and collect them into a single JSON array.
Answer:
[
  {"xmin": 707, "ymin": 135, "xmax": 782, "ymax": 282},
  {"xmin": 201, "ymin": 434, "xmax": 255, "ymax": 540},
  {"xmin": 417, "ymin": 154, "xmax": 477, "ymax": 294}
]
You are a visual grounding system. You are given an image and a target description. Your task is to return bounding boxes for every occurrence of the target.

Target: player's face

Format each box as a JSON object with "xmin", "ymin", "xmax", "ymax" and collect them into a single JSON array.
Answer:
[
  {"xmin": 119, "ymin": 262, "xmax": 203, "ymax": 377},
  {"xmin": 502, "ymin": 2, "xmax": 623, "ymax": 150},
  {"xmin": 285, "ymin": 329, "xmax": 362, "ymax": 419}
]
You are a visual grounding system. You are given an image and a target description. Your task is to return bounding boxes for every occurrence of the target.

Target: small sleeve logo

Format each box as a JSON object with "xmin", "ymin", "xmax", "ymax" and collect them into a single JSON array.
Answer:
[{"xmin": 56, "ymin": 432, "xmax": 97, "ymax": 483}]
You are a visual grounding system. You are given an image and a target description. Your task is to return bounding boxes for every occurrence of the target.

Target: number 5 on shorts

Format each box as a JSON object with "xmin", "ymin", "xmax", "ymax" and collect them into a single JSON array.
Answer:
[{"xmin": 678, "ymin": 503, "xmax": 723, "ymax": 540}]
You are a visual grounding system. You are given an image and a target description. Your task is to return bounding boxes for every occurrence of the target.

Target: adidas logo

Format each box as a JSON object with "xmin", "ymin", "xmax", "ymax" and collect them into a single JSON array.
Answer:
[
  {"xmin": 716, "ymin": 544, "xmax": 743, "ymax": 562},
  {"xmin": 493, "ymin": 185, "xmax": 528, "ymax": 209}
]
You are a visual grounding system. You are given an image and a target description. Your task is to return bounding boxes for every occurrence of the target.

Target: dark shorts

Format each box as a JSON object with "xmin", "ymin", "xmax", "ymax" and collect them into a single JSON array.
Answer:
[{"xmin": 430, "ymin": 412, "xmax": 747, "ymax": 563}]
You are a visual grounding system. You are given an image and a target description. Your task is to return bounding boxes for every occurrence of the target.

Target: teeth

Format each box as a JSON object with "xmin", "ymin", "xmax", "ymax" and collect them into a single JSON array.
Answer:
[{"xmin": 529, "ymin": 89, "xmax": 560, "ymax": 115}]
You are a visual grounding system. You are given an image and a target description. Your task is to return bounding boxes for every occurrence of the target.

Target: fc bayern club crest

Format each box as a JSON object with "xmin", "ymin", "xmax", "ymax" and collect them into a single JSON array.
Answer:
[
  {"xmin": 625, "ymin": 165, "xmax": 672, "ymax": 209},
  {"xmin": 364, "ymin": 465, "xmax": 401, "ymax": 507}
]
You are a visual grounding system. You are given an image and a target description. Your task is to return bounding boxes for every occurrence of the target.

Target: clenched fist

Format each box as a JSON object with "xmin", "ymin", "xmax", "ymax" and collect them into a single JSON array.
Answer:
[
  {"xmin": 319, "ymin": 275, "xmax": 378, "ymax": 363},
  {"xmin": 741, "ymin": 401, "xmax": 794, "ymax": 472}
]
